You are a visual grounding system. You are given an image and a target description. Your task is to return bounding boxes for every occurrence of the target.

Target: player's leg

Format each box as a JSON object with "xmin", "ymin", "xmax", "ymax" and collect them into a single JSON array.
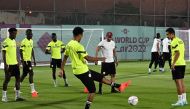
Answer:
[
  {"xmin": 14, "ymin": 65, "xmax": 24, "ymax": 101},
  {"xmin": 172, "ymin": 79, "xmax": 184, "ymax": 106},
  {"xmin": 57, "ymin": 59, "xmax": 69, "ymax": 86},
  {"xmin": 20, "ymin": 61, "xmax": 28, "ymax": 83},
  {"xmin": 90, "ymin": 70, "xmax": 130, "ymax": 92},
  {"xmin": 109, "ymin": 62, "xmax": 119, "ymax": 93},
  {"xmin": 148, "ymin": 52, "xmax": 155, "ymax": 73},
  {"xmin": 162, "ymin": 53, "xmax": 167, "ymax": 69},
  {"xmin": 180, "ymin": 66, "xmax": 187, "ymax": 104},
  {"xmin": 27, "ymin": 61, "xmax": 37, "ymax": 93},
  {"xmin": 51, "ymin": 59, "xmax": 57, "ymax": 87},
  {"xmin": 158, "ymin": 54, "xmax": 164, "ymax": 72},
  {"xmin": 2, "ymin": 67, "xmax": 11, "ymax": 102},
  {"xmin": 98, "ymin": 62, "xmax": 105, "ymax": 94},
  {"xmin": 154, "ymin": 52, "xmax": 159, "ymax": 71},
  {"xmin": 168, "ymin": 53, "xmax": 172, "ymax": 69},
  {"xmin": 171, "ymin": 66, "xmax": 186, "ymax": 106},
  {"xmin": 181, "ymin": 79, "xmax": 188, "ymax": 104},
  {"xmin": 75, "ymin": 72, "xmax": 96, "ymax": 109},
  {"xmin": 110, "ymin": 74, "xmax": 120, "ymax": 93}
]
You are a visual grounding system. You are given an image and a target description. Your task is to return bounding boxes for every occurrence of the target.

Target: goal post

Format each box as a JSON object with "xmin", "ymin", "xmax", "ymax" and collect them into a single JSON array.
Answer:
[
  {"xmin": 0, "ymin": 27, "xmax": 104, "ymax": 67},
  {"xmin": 156, "ymin": 28, "xmax": 190, "ymax": 61}
]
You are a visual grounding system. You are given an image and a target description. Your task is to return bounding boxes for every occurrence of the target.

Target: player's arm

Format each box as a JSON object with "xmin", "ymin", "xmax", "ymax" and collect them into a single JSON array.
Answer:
[
  {"xmin": 157, "ymin": 41, "xmax": 160, "ymax": 55},
  {"xmin": 2, "ymin": 41, "xmax": 8, "ymax": 70},
  {"xmin": 95, "ymin": 46, "xmax": 101, "ymax": 65},
  {"xmin": 20, "ymin": 42, "xmax": 24, "ymax": 64},
  {"xmin": 2, "ymin": 50, "xmax": 8, "ymax": 71},
  {"xmin": 59, "ymin": 55, "xmax": 68, "ymax": 77},
  {"xmin": 20, "ymin": 49, "xmax": 24, "ymax": 63},
  {"xmin": 45, "ymin": 48, "xmax": 51, "ymax": 54},
  {"xmin": 95, "ymin": 46, "xmax": 101, "ymax": 57},
  {"xmin": 60, "ymin": 55, "xmax": 68, "ymax": 70},
  {"xmin": 172, "ymin": 50, "xmax": 180, "ymax": 69},
  {"xmin": 113, "ymin": 48, "xmax": 118, "ymax": 66},
  {"xmin": 61, "ymin": 42, "xmax": 65, "ymax": 53},
  {"xmin": 84, "ymin": 55, "xmax": 105, "ymax": 62},
  {"xmin": 45, "ymin": 43, "xmax": 51, "ymax": 54},
  {"xmin": 32, "ymin": 48, "xmax": 36, "ymax": 66},
  {"xmin": 61, "ymin": 48, "xmax": 65, "ymax": 53},
  {"xmin": 171, "ymin": 40, "xmax": 180, "ymax": 69}
]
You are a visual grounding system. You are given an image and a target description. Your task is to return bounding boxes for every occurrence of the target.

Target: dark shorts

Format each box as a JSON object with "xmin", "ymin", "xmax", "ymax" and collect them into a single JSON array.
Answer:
[
  {"xmin": 50, "ymin": 58, "xmax": 62, "ymax": 68},
  {"xmin": 172, "ymin": 66, "xmax": 186, "ymax": 80},
  {"xmin": 75, "ymin": 69, "xmax": 104, "ymax": 93},
  {"xmin": 151, "ymin": 52, "xmax": 159, "ymax": 61},
  {"xmin": 101, "ymin": 62, "xmax": 116, "ymax": 76},
  {"xmin": 5, "ymin": 65, "xmax": 20, "ymax": 78},
  {"xmin": 23, "ymin": 61, "xmax": 33, "ymax": 74},
  {"xmin": 163, "ymin": 52, "xmax": 171, "ymax": 61}
]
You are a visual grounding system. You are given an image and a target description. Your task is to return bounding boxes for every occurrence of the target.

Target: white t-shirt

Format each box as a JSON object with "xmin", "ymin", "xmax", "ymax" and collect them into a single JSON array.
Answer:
[
  {"xmin": 151, "ymin": 38, "xmax": 161, "ymax": 52},
  {"xmin": 162, "ymin": 37, "xmax": 171, "ymax": 53},
  {"xmin": 98, "ymin": 39, "xmax": 115, "ymax": 63}
]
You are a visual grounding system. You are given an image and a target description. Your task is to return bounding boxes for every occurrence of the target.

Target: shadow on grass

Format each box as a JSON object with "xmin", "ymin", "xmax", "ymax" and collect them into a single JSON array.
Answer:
[
  {"xmin": 169, "ymin": 104, "xmax": 189, "ymax": 109},
  {"xmin": 117, "ymin": 73, "xmax": 148, "ymax": 79},
  {"xmin": 114, "ymin": 104, "xmax": 152, "ymax": 108},
  {"xmin": 14, "ymin": 96, "xmax": 84, "ymax": 109}
]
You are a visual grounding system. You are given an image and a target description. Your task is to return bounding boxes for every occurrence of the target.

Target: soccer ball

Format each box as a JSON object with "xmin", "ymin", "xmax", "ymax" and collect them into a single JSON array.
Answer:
[{"xmin": 128, "ymin": 96, "xmax": 138, "ymax": 105}]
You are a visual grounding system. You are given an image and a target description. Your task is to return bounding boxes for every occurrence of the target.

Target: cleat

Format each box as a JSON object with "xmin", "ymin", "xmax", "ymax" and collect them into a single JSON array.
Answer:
[
  {"xmin": 118, "ymin": 80, "xmax": 131, "ymax": 92},
  {"xmin": 84, "ymin": 87, "xmax": 89, "ymax": 93},
  {"xmin": 171, "ymin": 101, "xmax": 184, "ymax": 106},
  {"xmin": 111, "ymin": 89, "xmax": 120, "ymax": 93},
  {"xmin": 148, "ymin": 68, "xmax": 151, "ymax": 74},
  {"xmin": 159, "ymin": 68, "xmax": 164, "ymax": 72},
  {"xmin": 2, "ymin": 96, "xmax": 8, "ymax": 102},
  {"xmin": 32, "ymin": 91, "xmax": 38, "ymax": 98},
  {"xmin": 64, "ymin": 84, "xmax": 69, "ymax": 87},
  {"xmin": 15, "ymin": 97, "xmax": 25, "ymax": 101}
]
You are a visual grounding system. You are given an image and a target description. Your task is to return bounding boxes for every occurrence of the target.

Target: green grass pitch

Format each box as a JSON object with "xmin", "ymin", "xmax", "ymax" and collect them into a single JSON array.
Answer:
[{"xmin": 0, "ymin": 61, "xmax": 189, "ymax": 109}]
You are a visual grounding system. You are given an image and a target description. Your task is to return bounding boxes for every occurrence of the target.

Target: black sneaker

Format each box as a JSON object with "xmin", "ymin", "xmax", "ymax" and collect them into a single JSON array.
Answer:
[
  {"xmin": 64, "ymin": 84, "xmax": 69, "ymax": 87},
  {"xmin": 15, "ymin": 97, "xmax": 25, "ymax": 101}
]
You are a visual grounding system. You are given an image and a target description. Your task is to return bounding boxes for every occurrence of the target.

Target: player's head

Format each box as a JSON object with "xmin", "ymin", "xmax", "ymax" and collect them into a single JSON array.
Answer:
[
  {"xmin": 156, "ymin": 33, "xmax": 160, "ymax": 39},
  {"xmin": 51, "ymin": 33, "xmax": 57, "ymax": 42},
  {"xmin": 166, "ymin": 27, "xmax": 175, "ymax": 40},
  {"xmin": 73, "ymin": 27, "xmax": 84, "ymax": 42},
  {"xmin": 106, "ymin": 32, "xmax": 113, "ymax": 42},
  {"xmin": 8, "ymin": 28, "xmax": 17, "ymax": 39},
  {"xmin": 26, "ymin": 29, "xmax": 33, "ymax": 39}
]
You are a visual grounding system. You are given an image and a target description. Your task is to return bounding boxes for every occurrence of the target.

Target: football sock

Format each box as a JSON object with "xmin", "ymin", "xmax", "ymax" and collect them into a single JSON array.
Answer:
[
  {"xmin": 85, "ymin": 101, "xmax": 92, "ymax": 109},
  {"xmin": 30, "ymin": 83, "xmax": 35, "ymax": 92},
  {"xmin": 2, "ymin": 91, "xmax": 7, "ymax": 97},
  {"xmin": 182, "ymin": 93, "xmax": 187, "ymax": 101},
  {"xmin": 178, "ymin": 95, "xmax": 183, "ymax": 101},
  {"xmin": 15, "ymin": 90, "xmax": 20, "ymax": 98}
]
